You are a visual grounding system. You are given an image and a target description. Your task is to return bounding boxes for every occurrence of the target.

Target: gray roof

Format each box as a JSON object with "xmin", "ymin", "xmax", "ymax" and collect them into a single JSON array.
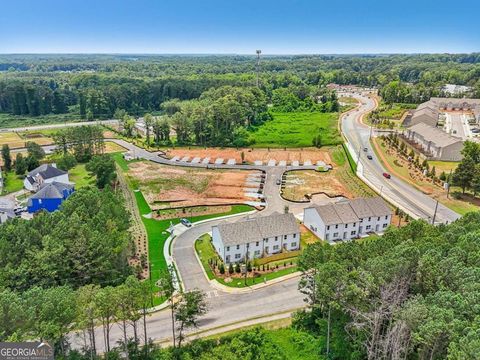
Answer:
[
  {"xmin": 28, "ymin": 164, "xmax": 66, "ymax": 180},
  {"xmin": 408, "ymin": 122, "xmax": 463, "ymax": 147},
  {"xmin": 215, "ymin": 212, "xmax": 299, "ymax": 246},
  {"xmin": 28, "ymin": 181, "xmax": 73, "ymax": 202},
  {"xmin": 309, "ymin": 197, "xmax": 391, "ymax": 225}
]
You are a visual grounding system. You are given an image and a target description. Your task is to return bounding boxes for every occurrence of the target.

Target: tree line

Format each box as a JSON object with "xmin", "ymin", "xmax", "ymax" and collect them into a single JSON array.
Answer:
[{"xmin": 297, "ymin": 213, "xmax": 480, "ymax": 359}]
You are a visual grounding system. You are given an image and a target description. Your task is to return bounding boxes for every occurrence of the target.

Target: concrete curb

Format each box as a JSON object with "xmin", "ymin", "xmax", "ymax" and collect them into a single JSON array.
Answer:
[{"xmin": 163, "ymin": 210, "xmax": 258, "ymax": 291}]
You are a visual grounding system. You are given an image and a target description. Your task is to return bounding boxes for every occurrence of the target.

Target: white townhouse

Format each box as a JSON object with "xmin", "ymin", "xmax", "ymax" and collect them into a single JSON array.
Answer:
[
  {"xmin": 24, "ymin": 163, "xmax": 70, "ymax": 192},
  {"xmin": 303, "ymin": 197, "xmax": 392, "ymax": 242},
  {"xmin": 211, "ymin": 212, "xmax": 300, "ymax": 264}
]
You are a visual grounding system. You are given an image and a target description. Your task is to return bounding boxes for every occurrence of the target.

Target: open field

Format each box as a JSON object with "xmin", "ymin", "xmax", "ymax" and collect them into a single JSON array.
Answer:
[
  {"xmin": 69, "ymin": 164, "xmax": 95, "ymax": 188},
  {"xmin": 104, "ymin": 141, "xmax": 126, "ymax": 153},
  {"xmin": 0, "ymin": 111, "xmax": 82, "ymax": 129},
  {"xmin": 248, "ymin": 111, "xmax": 341, "ymax": 148},
  {"xmin": 166, "ymin": 147, "xmax": 332, "ymax": 165},
  {"xmin": 126, "ymin": 161, "xmax": 261, "ymax": 209},
  {"xmin": 282, "ymin": 146, "xmax": 375, "ymax": 201}
]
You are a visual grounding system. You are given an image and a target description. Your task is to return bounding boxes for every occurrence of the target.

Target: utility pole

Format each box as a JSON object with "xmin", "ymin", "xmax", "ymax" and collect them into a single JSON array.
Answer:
[
  {"xmin": 255, "ymin": 50, "xmax": 262, "ymax": 88},
  {"xmin": 446, "ymin": 169, "xmax": 453, "ymax": 199},
  {"xmin": 431, "ymin": 200, "xmax": 439, "ymax": 225},
  {"xmin": 356, "ymin": 144, "xmax": 362, "ymax": 168}
]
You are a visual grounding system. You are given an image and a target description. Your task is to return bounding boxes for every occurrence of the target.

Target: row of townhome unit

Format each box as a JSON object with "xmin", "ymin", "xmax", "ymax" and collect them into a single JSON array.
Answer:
[
  {"xmin": 211, "ymin": 212, "xmax": 300, "ymax": 264},
  {"xmin": 303, "ymin": 197, "xmax": 392, "ymax": 242}
]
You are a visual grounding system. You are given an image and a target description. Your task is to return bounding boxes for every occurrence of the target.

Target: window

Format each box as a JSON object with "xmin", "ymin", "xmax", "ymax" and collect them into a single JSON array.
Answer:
[
  {"xmin": 235, "ymin": 253, "xmax": 241, "ymax": 259},
  {"xmin": 366, "ymin": 225, "xmax": 371, "ymax": 230},
  {"xmin": 273, "ymin": 245, "xmax": 279, "ymax": 250},
  {"xmin": 351, "ymin": 231, "xmax": 356, "ymax": 235},
  {"xmin": 327, "ymin": 225, "xmax": 330, "ymax": 230},
  {"xmin": 377, "ymin": 217, "xmax": 380, "ymax": 221},
  {"xmin": 293, "ymin": 233, "xmax": 296, "ymax": 238},
  {"xmin": 284, "ymin": 235, "xmax": 287, "ymax": 240},
  {"xmin": 383, "ymin": 223, "xmax": 388, "ymax": 228},
  {"xmin": 335, "ymin": 224, "xmax": 338, "ymax": 229},
  {"xmin": 236, "ymin": 245, "xmax": 240, "ymax": 250},
  {"xmin": 256, "ymin": 241, "xmax": 259, "ymax": 246},
  {"xmin": 254, "ymin": 250, "xmax": 261, "ymax": 256},
  {"xmin": 291, "ymin": 242, "xmax": 297, "ymax": 248},
  {"xmin": 333, "ymin": 232, "xmax": 339, "ymax": 237},
  {"xmin": 265, "ymin": 239, "xmax": 268, "ymax": 243},
  {"xmin": 226, "ymin": 255, "xmax": 230, "ymax": 262},
  {"xmin": 353, "ymin": 222, "xmax": 356, "ymax": 226},
  {"xmin": 226, "ymin": 246, "xmax": 230, "ymax": 251},
  {"xmin": 275, "ymin": 236, "xmax": 278, "ymax": 241},
  {"xmin": 360, "ymin": 218, "xmax": 363, "ymax": 223},
  {"xmin": 368, "ymin": 217, "xmax": 371, "ymax": 221},
  {"xmin": 385, "ymin": 215, "xmax": 388, "ymax": 220},
  {"xmin": 345, "ymin": 223, "xmax": 348, "ymax": 228}
]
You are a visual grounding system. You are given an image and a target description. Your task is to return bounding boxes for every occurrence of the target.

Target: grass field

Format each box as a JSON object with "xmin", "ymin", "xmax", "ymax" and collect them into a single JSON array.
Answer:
[
  {"xmin": 248, "ymin": 112, "xmax": 341, "ymax": 148},
  {"xmin": 2, "ymin": 171, "xmax": 24, "ymax": 194},
  {"xmin": 69, "ymin": 164, "xmax": 95, "ymax": 188},
  {"xmin": 0, "ymin": 111, "xmax": 83, "ymax": 129}
]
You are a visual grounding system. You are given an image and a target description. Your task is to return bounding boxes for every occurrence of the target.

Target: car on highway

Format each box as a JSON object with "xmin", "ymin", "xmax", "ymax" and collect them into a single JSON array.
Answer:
[
  {"xmin": 367, "ymin": 155, "xmax": 373, "ymax": 160},
  {"xmin": 383, "ymin": 172, "xmax": 391, "ymax": 179},
  {"xmin": 180, "ymin": 218, "xmax": 192, "ymax": 227}
]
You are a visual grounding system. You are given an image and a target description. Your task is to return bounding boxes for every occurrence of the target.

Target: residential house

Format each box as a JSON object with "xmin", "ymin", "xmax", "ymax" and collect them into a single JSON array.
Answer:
[
  {"xmin": 27, "ymin": 181, "xmax": 75, "ymax": 213},
  {"xmin": 211, "ymin": 212, "xmax": 300, "ymax": 264},
  {"xmin": 406, "ymin": 123, "xmax": 464, "ymax": 161},
  {"xmin": 24, "ymin": 164, "xmax": 69, "ymax": 191},
  {"xmin": 303, "ymin": 197, "xmax": 392, "ymax": 242}
]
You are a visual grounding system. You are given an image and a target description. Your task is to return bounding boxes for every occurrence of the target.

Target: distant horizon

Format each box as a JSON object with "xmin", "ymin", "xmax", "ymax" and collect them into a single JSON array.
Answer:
[{"xmin": 1, "ymin": 52, "xmax": 479, "ymax": 56}]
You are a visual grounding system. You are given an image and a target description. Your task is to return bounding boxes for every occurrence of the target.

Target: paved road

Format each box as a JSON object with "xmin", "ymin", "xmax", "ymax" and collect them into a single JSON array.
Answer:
[{"xmin": 339, "ymin": 92, "xmax": 460, "ymax": 224}]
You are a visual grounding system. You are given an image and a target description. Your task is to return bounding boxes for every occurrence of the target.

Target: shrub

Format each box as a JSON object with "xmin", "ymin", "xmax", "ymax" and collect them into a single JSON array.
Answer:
[
  {"xmin": 235, "ymin": 263, "xmax": 241, "ymax": 273},
  {"xmin": 228, "ymin": 263, "xmax": 234, "ymax": 274},
  {"xmin": 219, "ymin": 264, "xmax": 225, "ymax": 275}
]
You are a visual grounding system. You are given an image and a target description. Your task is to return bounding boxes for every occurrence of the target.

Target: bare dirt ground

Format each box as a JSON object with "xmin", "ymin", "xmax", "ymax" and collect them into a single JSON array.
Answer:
[
  {"xmin": 127, "ymin": 161, "xmax": 260, "ymax": 208},
  {"xmin": 283, "ymin": 170, "xmax": 353, "ymax": 201},
  {"xmin": 165, "ymin": 147, "xmax": 332, "ymax": 165}
]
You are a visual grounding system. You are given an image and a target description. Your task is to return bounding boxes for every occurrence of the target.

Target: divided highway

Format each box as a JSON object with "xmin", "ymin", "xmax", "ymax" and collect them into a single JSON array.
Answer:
[{"xmin": 340, "ymin": 92, "xmax": 460, "ymax": 224}]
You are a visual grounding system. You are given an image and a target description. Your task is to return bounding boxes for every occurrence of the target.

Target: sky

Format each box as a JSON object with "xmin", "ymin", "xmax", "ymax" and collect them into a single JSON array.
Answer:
[{"xmin": 1, "ymin": 0, "xmax": 479, "ymax": 54}]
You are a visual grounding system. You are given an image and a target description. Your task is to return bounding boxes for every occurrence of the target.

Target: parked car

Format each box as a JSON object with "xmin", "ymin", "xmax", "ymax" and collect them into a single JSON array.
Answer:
[
  {"xmin": 276, "ymin": 179, "xmax": 281, "ymax": 185},
  {"xmin": 363, "ymin": 147, "xmax": 368, "ymax": 152},
  {"xmin": 383, "ymin": 172, "xmax": 391, "ymax": 179},
  {"xmin": 180, "ymin": 218, "xmax": 192, "ymax": 227},
  {"xmin": 367, "ymin": 155, "xmax": 373, "ymax": 160}
]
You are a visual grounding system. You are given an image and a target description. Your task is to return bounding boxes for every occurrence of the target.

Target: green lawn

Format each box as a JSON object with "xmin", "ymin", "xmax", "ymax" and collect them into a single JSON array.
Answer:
[
  {"xmin": 248, "ymin": 111, "xmax": 341, "ymax": 148},
  {"xmin": 69, "ymin": 164, "xmax": 95, "ymax": 188},
  {"xmin": 0, "ymin": 109, "xmax": 83, "ymax": 129},
  {"xmin": 2, "ymin": 171, "xmax": 24, "ymax": 194}
]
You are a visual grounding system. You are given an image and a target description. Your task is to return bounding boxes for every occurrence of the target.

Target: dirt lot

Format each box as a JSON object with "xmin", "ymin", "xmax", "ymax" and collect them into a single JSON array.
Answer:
[
  {"xmin": 283, "ymin": 170, "xmax": 353, "ymax": 201},
  {"xmin": 104, "ymin": 141, "xmax": 126, "ymax": 153},
  {"xmin": 166, "ymin": 147, "xmax": 332, "ymax": 165},
  {"xmin": 127, "ymin": 161, "xmax": 260, "ymax": 208},
  {"xmin": 0, "ymin": 132, "xmax": 54, "ymax": 149}
]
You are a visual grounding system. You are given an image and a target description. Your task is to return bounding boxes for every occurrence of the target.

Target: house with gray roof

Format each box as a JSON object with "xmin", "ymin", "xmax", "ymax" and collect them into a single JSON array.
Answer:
[
  {"xmin": 27, "ymin": 181, "xmax": 74, "ymax": 213},
  {"xmin": 406, "ymin": 122, "xmax": 464, "ymax": 161},
  {"xmin": 24, "ymin": 163, "xmax": 70, "ymax": 191},
  {"xmin": 211, "ymin": 212, "xmax": 300, "ymax": 264},
  {"xmin": 303, "ymin": 197, "xmax": 391, "ymax": 242}
]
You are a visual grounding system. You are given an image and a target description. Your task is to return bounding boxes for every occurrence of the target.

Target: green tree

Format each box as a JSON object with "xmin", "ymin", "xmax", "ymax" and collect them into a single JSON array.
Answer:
[
  {"xmin": 25, "ymin": 155, "xmax": 39, "ymax": 171},
  {"xmin": 86, "ymin": 154, "xmax": 117, "ymax": 189},
  {"xmin": 453, "ymin": 156, "xmax": 476, "ymax": 193},
  {"xmin": 26, "ymin": 141, "xmax": 45, "ymax": 161},
  {"xmin": 157, "ymin": 266, "xmax": 176, "ymax": 348},
  {"xmin": 2, "ymin": 144, "xmax": 12, "ymax": 171},
  {"xmin": 15, "ymin": 153, "xmax": 27, "ymax": 175},
  {"xmin": 174, "ymin": 290, "xmax": 207, "ymax": 347},
  {"xmin": 56, "ymin": 152, "xmax": 77, "ymax": 171},
  {"xmin": 144, "ymin": 113, "xmax": 153, "ymax": 145}
]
